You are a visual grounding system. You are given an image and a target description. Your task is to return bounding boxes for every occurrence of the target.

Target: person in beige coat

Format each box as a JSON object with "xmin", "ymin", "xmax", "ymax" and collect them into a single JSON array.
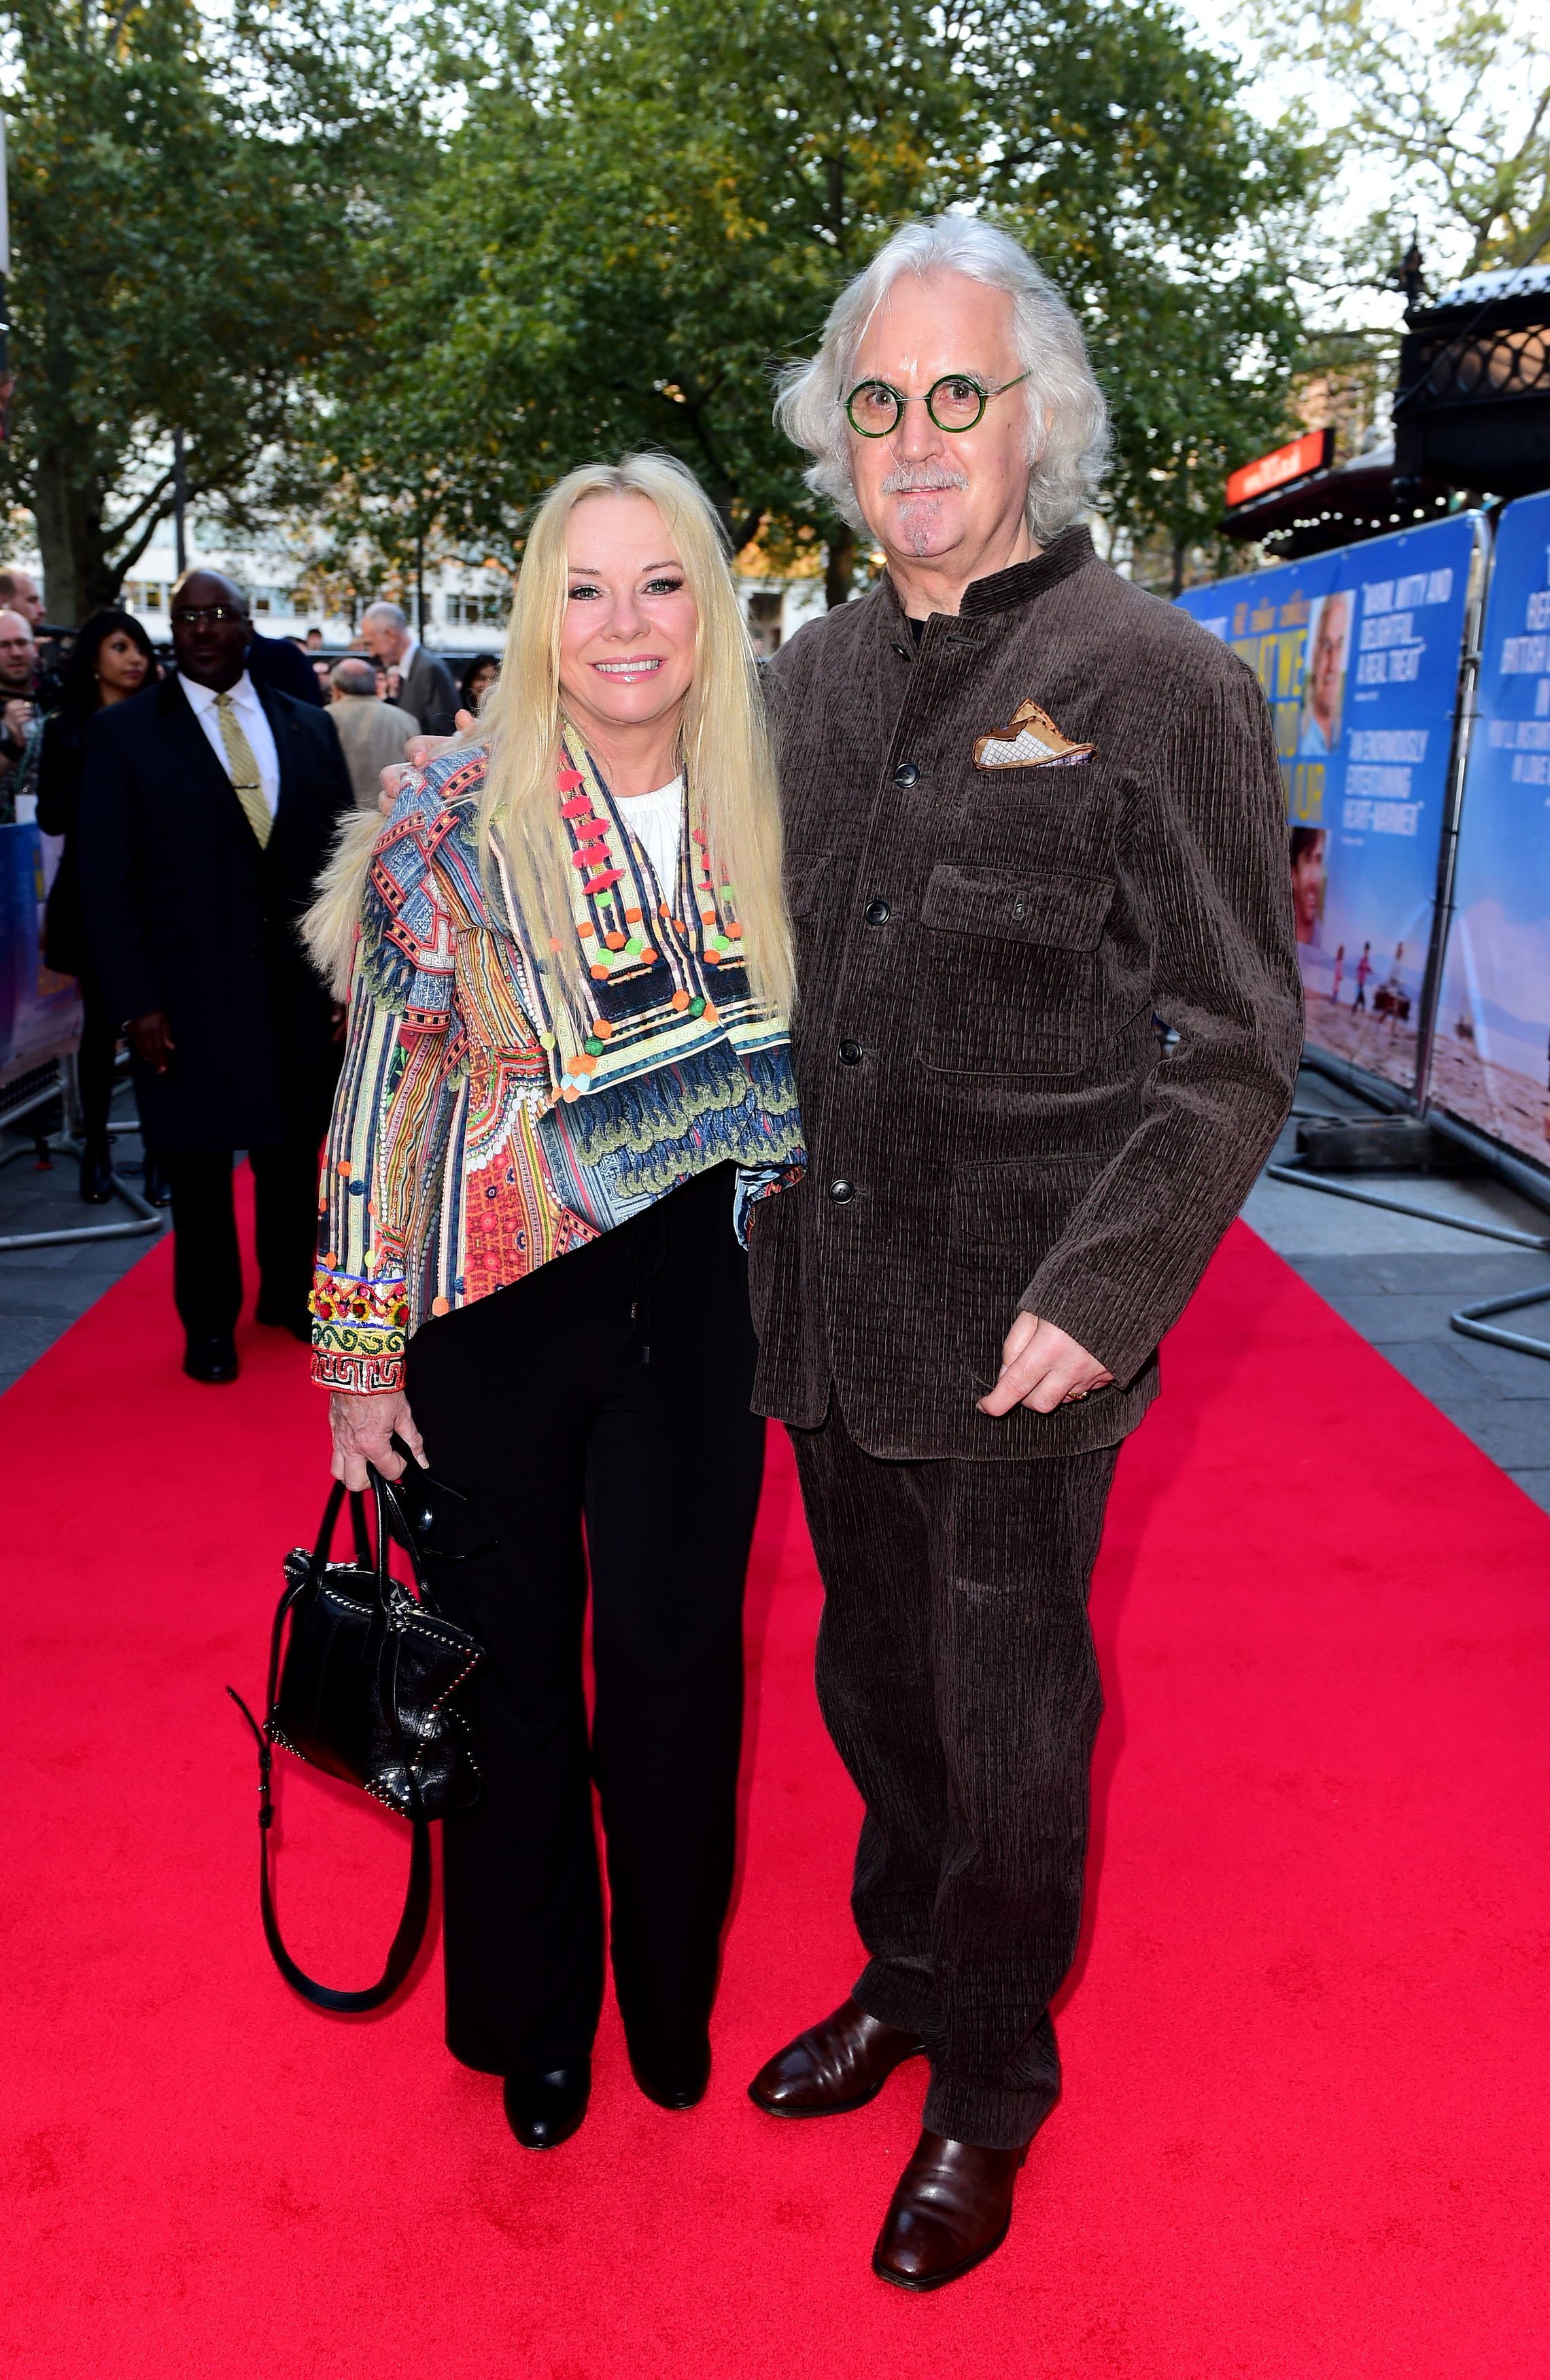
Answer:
[{"xmin": 327, "ymin": 659, "xmax": 419, "ymax": 809}]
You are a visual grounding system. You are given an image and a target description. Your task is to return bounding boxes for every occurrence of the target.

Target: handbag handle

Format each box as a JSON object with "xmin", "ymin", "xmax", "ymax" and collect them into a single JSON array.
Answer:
[
  {"xmin": 304, "ymin": 1480, "xmax": 373, "ymax": 1579},
  {"xmin": 226, "ymin": 1467, "xmax": 438, "ymax": 2015}
]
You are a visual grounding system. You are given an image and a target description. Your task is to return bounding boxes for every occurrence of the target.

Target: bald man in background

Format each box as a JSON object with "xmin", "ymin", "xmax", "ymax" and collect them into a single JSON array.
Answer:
[
  {"xmin": 328, "ymin": 658, "xmax": 418, "ymax": 809},
  {"xmin": 0, "ymin": 568, "xmax": 45, "ymax": 626},
  {"xmin": 0, "ymin": 607, "xmax": 39, "ymax": 811}
]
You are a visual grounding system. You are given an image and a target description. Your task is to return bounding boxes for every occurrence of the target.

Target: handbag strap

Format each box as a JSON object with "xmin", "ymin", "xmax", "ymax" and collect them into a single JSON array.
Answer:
[
  {"xmin": 224, "ymin": 1469, "xmax": 436, "ymax": 2015},
  {"xmin": 226, "ymin": 1686, "xmax": 432, "ymax": 2013}
]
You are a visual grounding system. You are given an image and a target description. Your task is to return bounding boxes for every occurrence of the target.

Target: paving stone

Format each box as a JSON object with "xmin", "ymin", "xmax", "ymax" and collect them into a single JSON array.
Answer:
[
  {"xmin": 1506, "ymin": 1469, "xmax": 1550, "ymax": 1516},
  {"xmin": 0, "ymin": 1100, "xmax": 165, "ymax": 1395}
]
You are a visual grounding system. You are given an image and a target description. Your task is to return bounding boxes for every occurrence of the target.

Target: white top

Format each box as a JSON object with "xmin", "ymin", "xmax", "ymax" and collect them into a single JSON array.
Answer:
[
  {"xmin": 180, "ymin": 670, "xmax": 280, "ymax": 817},
  {"xmin": 619, "ymin": 775, "xmax": 684, "ymax": 896}
]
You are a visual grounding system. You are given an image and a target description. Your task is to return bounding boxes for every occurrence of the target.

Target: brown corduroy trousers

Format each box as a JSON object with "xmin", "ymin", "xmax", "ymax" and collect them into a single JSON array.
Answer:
[{"xmin": 790, "ymin": 1399, "xmax": 1120, "ymax": 2150}]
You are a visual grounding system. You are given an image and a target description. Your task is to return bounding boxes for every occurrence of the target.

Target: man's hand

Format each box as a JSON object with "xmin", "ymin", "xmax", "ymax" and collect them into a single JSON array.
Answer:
[
  {"xmin": 376, "ymin": 709, "xmax": 476, "ymax": 813},
  {"xmin": 3, "ymin": 696, "xmax": 35, "ymax": 746},
  {"xmin": 977, "ymin": 1311, "xmax": 1114, "ymax": 1417},
  {"xmin": 126, "ymin": 1010, "xmax": 175, "ymax": 1074},
  {"xmin": 328, "ymin": 1389, "xmax": 427, "ymax": 1491}
]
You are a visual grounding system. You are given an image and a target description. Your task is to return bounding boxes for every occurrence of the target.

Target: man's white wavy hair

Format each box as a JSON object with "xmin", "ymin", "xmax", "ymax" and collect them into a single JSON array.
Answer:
[{"xmin": 774, "ymin": 216, "xmax": 1109, "ymax": 545}]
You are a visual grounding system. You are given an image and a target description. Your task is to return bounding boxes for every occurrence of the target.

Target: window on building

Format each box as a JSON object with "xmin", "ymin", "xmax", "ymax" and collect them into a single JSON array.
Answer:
[{"xmin": 447, "ymin": 588, "xmax": 508, "ymax": 627}]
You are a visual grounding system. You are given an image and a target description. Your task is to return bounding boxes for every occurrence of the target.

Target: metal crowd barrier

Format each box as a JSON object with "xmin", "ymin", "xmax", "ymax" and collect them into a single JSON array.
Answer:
[{"xmin": 0, "ymin": 1054, "xmax": 162, "ymax": 1253}]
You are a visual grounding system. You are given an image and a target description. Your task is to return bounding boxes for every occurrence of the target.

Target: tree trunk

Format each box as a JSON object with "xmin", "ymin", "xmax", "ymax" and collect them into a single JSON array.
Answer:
[
  {"xmin": 32, "ymin": 451, "xmax": 122, "ymax": 626},
  {"xmin": 824, "ymin": 526, "xmax": 855, "ymax": 609}
]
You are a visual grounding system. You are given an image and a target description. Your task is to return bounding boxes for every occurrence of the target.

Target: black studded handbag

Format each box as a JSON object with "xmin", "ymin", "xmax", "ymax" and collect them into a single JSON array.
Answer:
[{"xmin": 229, "ymin": 1466, "xmax": 484, "ymax": 2013}]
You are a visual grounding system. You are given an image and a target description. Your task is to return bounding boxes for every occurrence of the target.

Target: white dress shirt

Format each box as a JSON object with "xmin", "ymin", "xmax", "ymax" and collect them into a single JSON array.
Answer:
[
  {"xmin": 180, "ymin": 670, "xmax": 281, "ymax": 817},
  {"xmin": 394, "ymin": 636, "xmax": 420, "ymax": 687}
]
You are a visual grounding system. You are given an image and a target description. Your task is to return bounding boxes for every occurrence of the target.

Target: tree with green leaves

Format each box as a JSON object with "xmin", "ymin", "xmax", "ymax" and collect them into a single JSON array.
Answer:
[
  {"xmin": 0, "ymin": 0, "xmax": 421, "ymax": 622},
  {"xmin": 1254, "ymin": 0, "xmax": 1549, "ymax": 290},
  {"xmin": 317, "ymin": 0, "xmax": 1309, "ymax": 599}
]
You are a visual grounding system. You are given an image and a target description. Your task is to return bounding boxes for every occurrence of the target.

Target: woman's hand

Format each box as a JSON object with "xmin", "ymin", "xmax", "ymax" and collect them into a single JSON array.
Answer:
[
  {"xmin": 377, "ymin": 711, "xmax": 477, "ymax": 813},
  {"xmin": 328, "ymin": 1389, "xmax": 426, "ymax": 1491}
]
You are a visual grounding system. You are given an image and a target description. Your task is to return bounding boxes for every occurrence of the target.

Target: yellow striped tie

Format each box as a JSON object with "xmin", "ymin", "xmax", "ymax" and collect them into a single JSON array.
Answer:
[{"xmin": 214, "ymin": 691, "xmax": 272, "ymax": 849}]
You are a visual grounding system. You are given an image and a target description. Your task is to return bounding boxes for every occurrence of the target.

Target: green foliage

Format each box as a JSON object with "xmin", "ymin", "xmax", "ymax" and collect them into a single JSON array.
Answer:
[
  {"xmin": 1255, "ymin": 0, "xmax": 1550, "ymax": 287},
  {"xmin": 0, "ymin": 0, "xmax": 421, "ymax": 621},
  {"xmin": 318, "ymin": 0, "xmax": 1310, "ymax": 587}
]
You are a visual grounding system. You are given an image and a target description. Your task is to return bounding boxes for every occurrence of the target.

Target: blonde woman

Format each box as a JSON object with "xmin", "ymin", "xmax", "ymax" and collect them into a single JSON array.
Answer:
[{"xmin": 305, "ymin": 456, "xmax": 803, "ymax": 2152}]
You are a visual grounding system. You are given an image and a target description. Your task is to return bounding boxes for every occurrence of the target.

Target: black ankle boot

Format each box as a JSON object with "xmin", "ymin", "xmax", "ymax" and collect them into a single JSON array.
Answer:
[
  {"xmin": 141, "ymin": 1149, "xmax": 173, "ymax": 1208},
  {"xmin": 78, "ymin": 1135, "xmax": 114, "ymax": 1204},
  {"xmin": 502, "ymin": 2062, "xmax": 590, "ymax": 2150}
]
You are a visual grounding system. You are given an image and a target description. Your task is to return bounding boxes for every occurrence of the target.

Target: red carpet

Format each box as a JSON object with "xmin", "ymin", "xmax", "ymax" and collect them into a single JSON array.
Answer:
[{"xmin": 5, "ymin": 1206, "xmax": 1550, "ymax": 2377}]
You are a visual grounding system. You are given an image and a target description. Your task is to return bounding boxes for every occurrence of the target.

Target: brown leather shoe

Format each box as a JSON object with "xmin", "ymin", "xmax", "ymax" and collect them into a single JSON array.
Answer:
[
  {"xmin": 748, "ymin": 1996, "xmax": 924, "ymax": 2118},
  {"xmin": 872, "ymin": 2130, "xmax": 1027, "ymax": 2292}
]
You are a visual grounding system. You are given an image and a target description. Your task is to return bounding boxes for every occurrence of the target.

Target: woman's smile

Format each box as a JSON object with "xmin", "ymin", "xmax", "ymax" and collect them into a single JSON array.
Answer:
[{"xmin": 592, "ymin": 655, "xmax": 664, "ymax": 679}]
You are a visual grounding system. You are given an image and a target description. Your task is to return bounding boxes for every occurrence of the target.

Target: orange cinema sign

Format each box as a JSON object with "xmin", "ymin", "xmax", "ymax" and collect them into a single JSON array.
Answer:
[{"xmin": 1225, "ymin": 427, "xmax": 1334, "ymax": 511}]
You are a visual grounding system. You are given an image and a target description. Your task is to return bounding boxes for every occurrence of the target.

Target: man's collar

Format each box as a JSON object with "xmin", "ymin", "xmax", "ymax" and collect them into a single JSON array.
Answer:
[
  {"xmin": 179, "ymin": 667, "xmax": 257, "ymax": 711},
  {"xmin": 883, "ymin": 523, "xmax": 1095, "ymax": 626},
  {"xmin": 397, "ymin": 637, "xmax": 419, "ymax": 670}
]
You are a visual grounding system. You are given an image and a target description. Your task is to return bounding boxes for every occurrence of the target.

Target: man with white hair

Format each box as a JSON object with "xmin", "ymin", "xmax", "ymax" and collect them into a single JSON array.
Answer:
[
  {"xmin": 359, "ymin": 599, "xmax": 459, "ymax": 738},
  {"xmin": 744, "ymin": 218, "xmax": 1303, "ymax": 2288}
]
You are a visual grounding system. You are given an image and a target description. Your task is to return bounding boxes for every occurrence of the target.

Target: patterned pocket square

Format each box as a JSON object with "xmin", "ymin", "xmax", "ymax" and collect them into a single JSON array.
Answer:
[{"xmin": 972, "ymin": 699, "xmax": 1095, "ymax": 771}]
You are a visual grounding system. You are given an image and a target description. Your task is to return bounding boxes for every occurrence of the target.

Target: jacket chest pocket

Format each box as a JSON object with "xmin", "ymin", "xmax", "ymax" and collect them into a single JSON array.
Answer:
[{"xmin": 914, "ymin": 863, "xmax": 1114, "ymax": 1079}]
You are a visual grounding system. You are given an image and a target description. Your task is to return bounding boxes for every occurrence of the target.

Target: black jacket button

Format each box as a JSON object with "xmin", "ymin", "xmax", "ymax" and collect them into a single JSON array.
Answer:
[
  {"xmin": 838, "ymin": 1038, "xmax": 862, "ymax": 1065},
  {"xmin": 864, "ymin": 898, "xmax": 891, "ymax": 925},
  {"xmin": 828, "ymin": 1177, "xmax": 856, "ymax": 1203},
  {"xmin": 893, "ymin": 760, "xmax": 920, "ymax": 787}
]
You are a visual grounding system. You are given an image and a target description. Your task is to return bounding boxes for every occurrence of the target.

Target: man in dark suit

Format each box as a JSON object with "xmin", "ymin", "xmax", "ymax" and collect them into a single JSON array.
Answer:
[
  {"xmin": 744, "ymin": 219, "xmax": 1303, "ymax": 2289},
  {"xmin": 79, "ymin": 571, "xmax": 355, "ymax": 1383},
  {"xmin": 360, "ymin": 600, "xmax": 458, "ymax": 737},
  {"xmin": 247, "ymin": 626, "xmax": 326, "ymax": 707}
]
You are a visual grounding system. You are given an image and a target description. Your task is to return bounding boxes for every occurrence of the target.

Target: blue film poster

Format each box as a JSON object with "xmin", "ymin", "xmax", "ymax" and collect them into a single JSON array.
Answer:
[
  {"xmin": 1430, "ymin": 490, "xmax": 1550, "ymax": 1169},
  {"xmin": 1176, "ymin": 513, "xmax": 1479, "ymax": 1092},
  {"xmin": 0, "ymin": 822, "xmax": 81, "ymax": 1089}
]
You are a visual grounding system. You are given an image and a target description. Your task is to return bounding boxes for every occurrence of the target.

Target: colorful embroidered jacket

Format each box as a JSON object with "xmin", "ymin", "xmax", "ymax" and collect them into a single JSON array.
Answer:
[{"xmin": 311, "ymin": 738, "xmax": 805, "ymax": 1392}]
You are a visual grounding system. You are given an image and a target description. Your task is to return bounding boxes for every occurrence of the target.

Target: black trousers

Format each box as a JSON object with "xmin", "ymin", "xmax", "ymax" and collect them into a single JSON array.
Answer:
[
  {"xmin": 165, "ymin": 1140, "xmax": 321, "ymax": 1339},
  {"xmin": 790, "ymin": 1397, "xmax": 1120, "ymax": 2150},
  {"xmin": 402, "ymin": 1162, "xmax": 765, "ymax": 2077}
]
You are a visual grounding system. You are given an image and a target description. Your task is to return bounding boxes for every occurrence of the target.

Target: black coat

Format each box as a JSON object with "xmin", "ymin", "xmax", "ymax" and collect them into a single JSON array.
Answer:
[
  {"xmin": 78, "ymin": 673, "xmax": 355, "ymax": 1151},
  {"xmin": 247, "ymin": 629, "xmax": 326, "ymax": 707},
  {"xmin": 36, "ymin": 709, "xmax": 90, "ymax": 976},
  {"xmin": 396, "ymin": 645, "xmax": 460, "ymax": 738}
]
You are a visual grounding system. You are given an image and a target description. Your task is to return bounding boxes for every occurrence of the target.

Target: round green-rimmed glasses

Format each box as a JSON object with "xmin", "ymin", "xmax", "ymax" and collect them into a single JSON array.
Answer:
[{"xmin": 842, "ymin": 371, "xmax": 1030, "ymax": 437}]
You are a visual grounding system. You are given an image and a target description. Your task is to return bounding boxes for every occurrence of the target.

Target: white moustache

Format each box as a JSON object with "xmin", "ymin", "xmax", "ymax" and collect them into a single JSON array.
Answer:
[{"xmin": 880, "ymin": 467, "xmax": 970, "ymax": 496}]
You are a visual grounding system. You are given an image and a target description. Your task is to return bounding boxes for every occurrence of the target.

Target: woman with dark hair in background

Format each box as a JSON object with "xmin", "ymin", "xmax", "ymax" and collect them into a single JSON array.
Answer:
[
  {"xmin": 459, "ymin": 651, "xmax": 500, "ymax": 717},
  {"xmin": 37, "ymin": 609, "xmax": 162, "ymax": 1203}
]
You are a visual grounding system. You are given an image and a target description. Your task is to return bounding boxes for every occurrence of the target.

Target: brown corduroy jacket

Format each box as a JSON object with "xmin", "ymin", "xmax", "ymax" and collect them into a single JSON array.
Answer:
[{"xmin": 748, "ymin": 524, "xmax": 1304, "ymax": 1461}]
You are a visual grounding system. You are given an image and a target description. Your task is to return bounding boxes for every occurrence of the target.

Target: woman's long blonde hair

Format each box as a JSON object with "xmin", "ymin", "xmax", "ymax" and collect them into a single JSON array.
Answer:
[{"xmin": 479, "ymin": 452, "xmax": 793, "ymax": 1027}]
